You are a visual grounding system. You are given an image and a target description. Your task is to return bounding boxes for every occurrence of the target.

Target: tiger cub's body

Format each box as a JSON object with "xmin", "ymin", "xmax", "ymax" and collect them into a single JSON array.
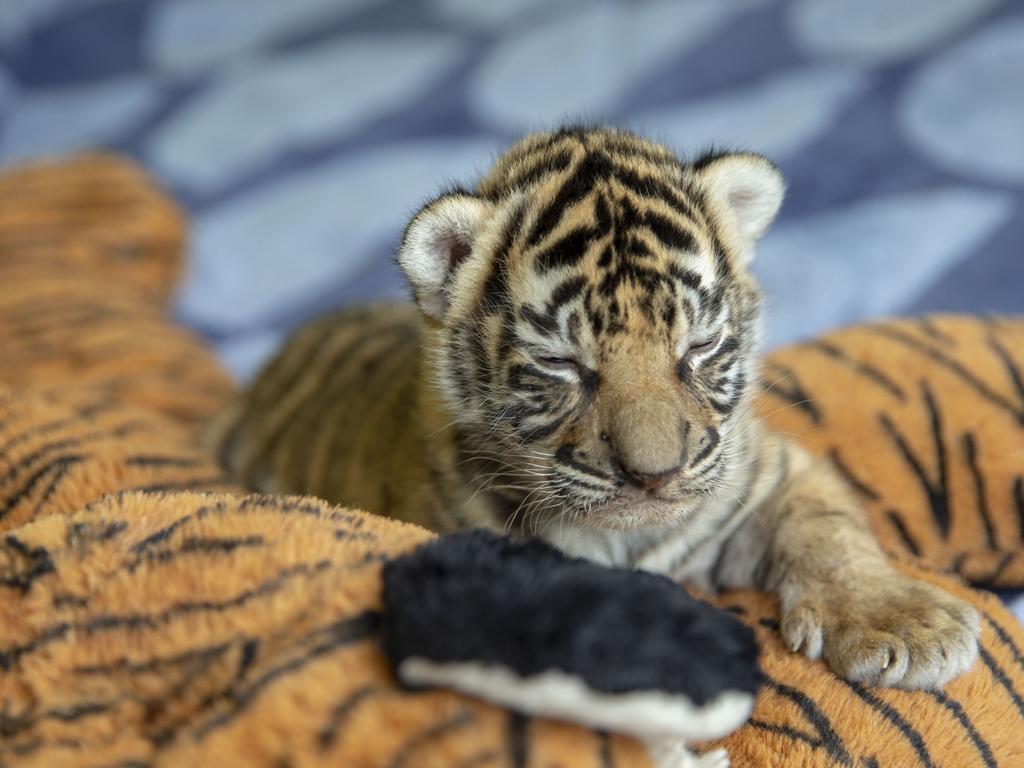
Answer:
[
  {"xmin": 211, "ymin": 128, "xmax": 978, "ymax": 706},
  {"xmin": 212, "ymin": 303, "xmax": 518, "ymax": 535}
]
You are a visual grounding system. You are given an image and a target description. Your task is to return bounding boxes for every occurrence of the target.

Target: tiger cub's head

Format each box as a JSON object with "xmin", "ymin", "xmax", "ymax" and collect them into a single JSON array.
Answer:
[{"xmin": 397, "ymin": 127, "xmax": 783, "ymax": 532}]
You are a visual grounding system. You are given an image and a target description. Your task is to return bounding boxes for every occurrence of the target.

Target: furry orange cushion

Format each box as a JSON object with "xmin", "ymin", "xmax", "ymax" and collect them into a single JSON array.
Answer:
[
  {"xmin": 0, "ymin": 154, "xmax": 1023, "ymax": 767},
  {"xmin": 0, "ymin": 388, "xmax": 238, "ymax": 534},
  {"xmin": 3, "ymin": 490, "xmax": 1023, "ymax": 767},
  {"xmin": 759, "ymin": 316, "xmax": 1024, "ymax": 588},
  {"xmin": 0, "ymin": 154, "xmax": 232, "ymax": 429}
]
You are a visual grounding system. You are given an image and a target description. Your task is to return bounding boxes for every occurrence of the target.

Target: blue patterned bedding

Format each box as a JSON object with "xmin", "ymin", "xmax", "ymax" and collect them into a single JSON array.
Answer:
[{"xmin": 0, "ymin": 0, "xmax": 1022, "ymax": 612}]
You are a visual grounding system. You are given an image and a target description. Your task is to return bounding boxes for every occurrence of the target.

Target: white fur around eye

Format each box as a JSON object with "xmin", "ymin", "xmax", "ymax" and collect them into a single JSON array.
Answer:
[
  {"xmin": 684, "ymin": 332, "xmax": 723, "ymax": 364},
  {"xmin": 533, "ymin": 355, "xmax": 583, "ymax": 382}
]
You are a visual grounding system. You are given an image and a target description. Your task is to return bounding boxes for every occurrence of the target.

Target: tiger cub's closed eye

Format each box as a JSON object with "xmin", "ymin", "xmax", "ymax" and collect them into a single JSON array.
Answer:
[
  {"xmin": 686, "ymin": 334, "xmax": 720, "ymax": 356},
  {"xmin": 537, "ymin": 356, "xmax": 581, "ymax": 371}
]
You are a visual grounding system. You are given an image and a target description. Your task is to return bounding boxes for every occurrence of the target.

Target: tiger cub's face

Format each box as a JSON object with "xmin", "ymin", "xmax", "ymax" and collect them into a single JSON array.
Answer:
[{"xmin": 398, "ymin": 128, "xmax": 783, "ymax": 532}]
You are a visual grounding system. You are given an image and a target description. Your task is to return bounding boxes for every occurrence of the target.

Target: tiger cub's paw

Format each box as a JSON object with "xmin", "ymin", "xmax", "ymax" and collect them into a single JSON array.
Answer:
[{"xmin": 781, "ymin": 575, "xmax": 980, "ymax": 689}]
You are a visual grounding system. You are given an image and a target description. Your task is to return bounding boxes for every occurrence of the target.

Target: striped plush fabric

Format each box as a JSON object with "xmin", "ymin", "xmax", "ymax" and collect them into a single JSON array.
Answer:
[
  {"xmin": 0, "ymin": 155, "xmax": 1023, "ymax": 767},
  {"xmin": 0, "ymin": 154, "xmax": 233, "ymax": 430},
  {"xmin": 759, "ymin": 314, "xmax": 1024, "ymax": 588}
]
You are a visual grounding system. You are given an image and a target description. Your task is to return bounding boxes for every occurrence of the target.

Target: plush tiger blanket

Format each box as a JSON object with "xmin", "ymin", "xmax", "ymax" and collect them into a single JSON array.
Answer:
[{"xmin": 1, "ymin": 155, "xmax": 1023, "ymax": 767}]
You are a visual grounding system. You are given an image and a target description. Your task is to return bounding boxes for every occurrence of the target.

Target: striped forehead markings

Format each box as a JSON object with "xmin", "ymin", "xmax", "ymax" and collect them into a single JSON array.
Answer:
[
  {"xmin": 549, "ymin": 276, "xmax": 587, "ymax": 308},
  {"xmin": 668, "ymin": 263, "xmax": 723, "ymax": 319},
  {"xmin": 639, "ymin": 210, "xmax": 698, "ymax": 254},
  {"xmin": 477, "ymin": 131, "xmax": 737, "ymax": 339},
  {"xmin": 523, "ymin": 249, "xmax": 719, "ymax": 341},
  {"xmin": 524, "ymin": 150, "xmax": 614, "ymax": 249},
  {"xmin": 502, "ymin": 146, "xmax": 575, "ymax": 193},
  {"xmin": 533, "ymin": 225, "xmax": 599, "ymax": 273},
  {"xmin": 485, "ymin": 131, "xmax": 734, "ymax": 283},
  {"xmin": 519, "ymin": 304, "xmax": 559, "ymax": 336},
  {"xmin": 669, "ymin": 264, "xmax": 710, "ymax": 301},
  {"xmin": 517, "ymin": 276, "xmax": 588, "ymax": 339},
  {"xmin": 517, "ymin": 157, "xmax": 707, "ymax": 275},
  {"xmin": 596, "ymin": 260, "xmax": 668, "ymax": 299}
]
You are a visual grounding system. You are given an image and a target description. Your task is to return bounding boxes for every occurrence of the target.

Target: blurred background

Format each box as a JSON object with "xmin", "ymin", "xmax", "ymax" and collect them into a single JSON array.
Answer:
[{"xmin": 0, "ymin": 0, "xmax": 1021, "ymax": 380}]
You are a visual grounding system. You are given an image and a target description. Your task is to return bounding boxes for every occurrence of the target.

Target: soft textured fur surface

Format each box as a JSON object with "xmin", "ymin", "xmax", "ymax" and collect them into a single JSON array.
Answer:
[
  {"xmin": 213, "ymin": 127, "xmax": 985, "ymax": 691},
  {"xmin": 382, "ymin": 530, "xmax": 761, "ymax": 703},
  {"xmin": 759, "ymin": 314, "xmax": 1024, "ymax": 587},
  {"xmin": 2, "ymin": 155, "xmax": 1024, "ymax": 766},
  {"xmin": 384, "ymin": 530, "xmax": 760, "ymax": 765},
  {"xmin": 0, "ymin": 155, "xmax": 232, "ymax": 430}
]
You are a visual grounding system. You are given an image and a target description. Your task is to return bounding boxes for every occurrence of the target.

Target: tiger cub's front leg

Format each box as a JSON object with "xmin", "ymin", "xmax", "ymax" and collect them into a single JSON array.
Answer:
[{"xmin": 721, "ymin": 440, "xmax": 979, "ymax": 689}]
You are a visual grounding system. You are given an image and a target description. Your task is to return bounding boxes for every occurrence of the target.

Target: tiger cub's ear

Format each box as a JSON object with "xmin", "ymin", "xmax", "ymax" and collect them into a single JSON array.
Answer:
[
  {"xmin": 398, "ymin": 191, "xmax": 493, "ymax": 320},
  {"xmin": 694, "ymin": 152, "xmax": 784, "ymax": 263}
]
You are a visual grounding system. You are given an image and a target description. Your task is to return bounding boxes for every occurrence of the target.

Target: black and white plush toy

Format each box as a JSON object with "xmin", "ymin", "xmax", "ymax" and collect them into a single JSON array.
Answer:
[{"xmin": 381, "ymin": 531, "xmax": 762, "ymax": 768}]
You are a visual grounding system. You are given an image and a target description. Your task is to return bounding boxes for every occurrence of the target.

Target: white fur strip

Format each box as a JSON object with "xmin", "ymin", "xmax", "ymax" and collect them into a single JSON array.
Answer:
[{"xmin": 398, "ymin": 657, "xmax": 754, "ymax": 741}]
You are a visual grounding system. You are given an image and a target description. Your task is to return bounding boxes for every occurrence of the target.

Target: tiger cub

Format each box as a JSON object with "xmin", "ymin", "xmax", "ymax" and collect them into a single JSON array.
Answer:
[{"xmin": 210, "ymin": 126, "xmax": 978, "ymax": 691}]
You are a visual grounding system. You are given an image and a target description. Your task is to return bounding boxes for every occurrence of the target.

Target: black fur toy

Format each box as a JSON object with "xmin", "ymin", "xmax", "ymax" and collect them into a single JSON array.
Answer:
[{"xmin": 382, "ymin": 530, "xmax": 762, "ymax": 767}]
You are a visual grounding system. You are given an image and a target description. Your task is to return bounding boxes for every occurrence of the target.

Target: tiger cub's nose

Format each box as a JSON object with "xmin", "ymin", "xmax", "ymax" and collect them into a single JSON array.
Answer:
[{"xmin": 620, "ymin": 463, "xmax": 683, "ymax": 492}]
